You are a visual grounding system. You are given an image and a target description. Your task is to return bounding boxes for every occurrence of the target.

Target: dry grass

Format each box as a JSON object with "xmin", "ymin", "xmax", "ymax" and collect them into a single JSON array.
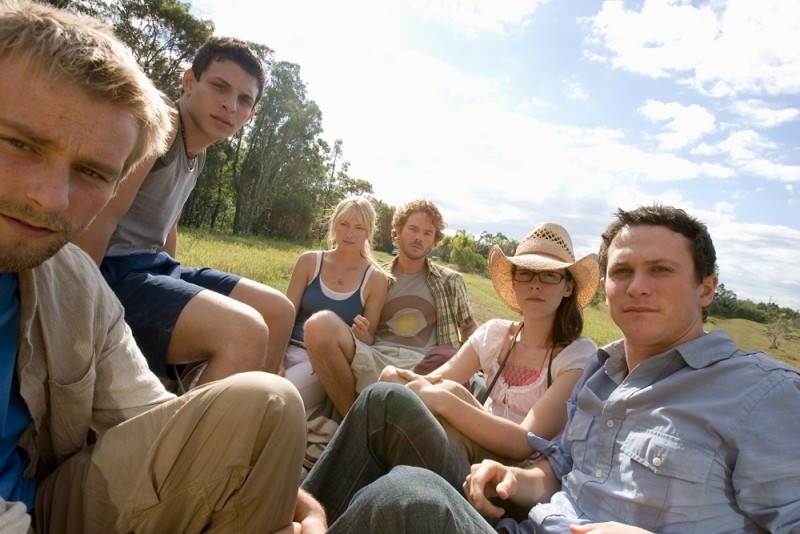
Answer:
[{"xmin": 178, "ymin": 229, "xmax": 798, "ymax": 370}]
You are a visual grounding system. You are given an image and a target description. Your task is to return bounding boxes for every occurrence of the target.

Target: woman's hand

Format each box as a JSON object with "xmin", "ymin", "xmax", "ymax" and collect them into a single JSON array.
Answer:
[{"xmin": 350, "ymin": 314, "xmax": 371, "ymax": 344}]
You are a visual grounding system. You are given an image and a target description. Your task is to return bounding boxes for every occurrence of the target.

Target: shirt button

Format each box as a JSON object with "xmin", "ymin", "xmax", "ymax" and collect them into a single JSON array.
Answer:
[
  {"xmin": 653, "ymin": 457, "xmax": 662, "ymax": 467},
  {"xmin": 606, "ymin": 420, "xmax": 614, "ymax": 428},
  {"xmin": 595, "ymin": 469, "xmax": 603, "ymax": 478}
]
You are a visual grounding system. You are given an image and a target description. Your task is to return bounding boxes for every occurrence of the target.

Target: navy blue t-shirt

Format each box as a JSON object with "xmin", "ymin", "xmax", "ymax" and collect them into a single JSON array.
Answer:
[{"xmin": 0, "ymin": 272, "xmax": 37, "ymax": 510}]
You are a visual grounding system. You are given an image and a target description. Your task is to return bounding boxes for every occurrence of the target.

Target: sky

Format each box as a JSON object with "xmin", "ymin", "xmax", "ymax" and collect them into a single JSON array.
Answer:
[{"xmin": 191, "ymin": 0, "xmax": 800, "ymax": 311}]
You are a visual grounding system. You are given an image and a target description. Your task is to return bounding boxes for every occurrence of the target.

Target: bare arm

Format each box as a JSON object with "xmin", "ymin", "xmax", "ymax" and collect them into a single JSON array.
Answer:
[
  {"xmin": 459, "ymin": 318, "xmax": 478, "ymax": 344},
  {"xmin": 518, "ymin": 368, "xmax": 584, "ymax": 441},
  {"xmin": 351, "ymin": 269, "xmax": 389, "ymax": 345},
  {"xmin": 395, "ymin": 364, "xmax": 583, "ymax": 461},
  {"xmin": 378, "ymin": 341, "xmax": 481, "ymax": 386},
  {"xmin": 285, "ymin": 252, "xmax": 315, "ymax": 319},
  {"xmin": 427, "ymin": 340, "xmax": 482, "ymax": 385}
]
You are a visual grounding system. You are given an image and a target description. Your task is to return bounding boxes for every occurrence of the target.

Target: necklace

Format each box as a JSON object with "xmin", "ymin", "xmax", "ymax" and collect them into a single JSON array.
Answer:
[{"xmin": 175, "ymin": 102, "xmax": 197, "ymax": 171}]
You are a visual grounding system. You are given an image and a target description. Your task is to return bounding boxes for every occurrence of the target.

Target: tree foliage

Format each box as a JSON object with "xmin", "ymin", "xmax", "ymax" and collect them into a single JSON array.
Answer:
[
  {"xmin": 60, "ymin": 0, "xmax": 212, "ymax": 98},
  {"xmin": 233, "ymin": 60, "xmax": 324, "ymax": 235}
]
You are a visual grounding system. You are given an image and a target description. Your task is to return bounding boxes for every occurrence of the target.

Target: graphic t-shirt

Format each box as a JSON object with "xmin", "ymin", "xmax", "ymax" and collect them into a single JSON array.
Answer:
[{"xmin": 373, "ymin": 269, "xmax": 436, "ymax": 353}]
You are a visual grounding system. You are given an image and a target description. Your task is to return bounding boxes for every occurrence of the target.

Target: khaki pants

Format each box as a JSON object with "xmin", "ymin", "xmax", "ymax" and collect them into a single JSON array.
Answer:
[{"xmin": 35, "ymin": 372, "xmax": 305, "ymax": 533}]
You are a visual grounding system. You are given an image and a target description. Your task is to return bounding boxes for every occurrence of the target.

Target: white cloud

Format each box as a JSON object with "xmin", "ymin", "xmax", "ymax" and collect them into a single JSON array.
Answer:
[
  {"xmin": 583, "ymin": 0, "xmax": 719, "ymax": 78},
  {"xmin": 585, "ymin": 0, "xmax": 800, "ymax": 98},
  {"xmin": 563, "ymin": 78, "xmax": 589, "ymax": 101},
  {"xmin": 407, "ymin": 0, "xmax": 550, "ymax": 36},
  {"xmin": 732, "ymin": 99, "xmax": 800, "ymax": 128},
  {"xmin": 638, "ymin": 99, "xmax": 716, "ymax": 150}
]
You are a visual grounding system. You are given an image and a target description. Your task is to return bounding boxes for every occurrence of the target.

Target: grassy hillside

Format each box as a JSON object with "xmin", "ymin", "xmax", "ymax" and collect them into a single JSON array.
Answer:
[{"xmin": 178, "ymin": 229, "xmax": 798, "ymax": 370}]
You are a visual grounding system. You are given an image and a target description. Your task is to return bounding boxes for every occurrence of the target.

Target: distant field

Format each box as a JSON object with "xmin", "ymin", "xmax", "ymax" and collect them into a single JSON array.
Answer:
[{"xmin": 178, "ymin": 229, "xmax": 799, "ymax": 370}]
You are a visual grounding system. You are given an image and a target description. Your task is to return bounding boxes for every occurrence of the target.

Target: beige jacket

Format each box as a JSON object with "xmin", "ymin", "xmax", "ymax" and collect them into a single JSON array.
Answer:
[{"xmin": 1, "ymin": 244, "xmax": 173, "ymax": 533}]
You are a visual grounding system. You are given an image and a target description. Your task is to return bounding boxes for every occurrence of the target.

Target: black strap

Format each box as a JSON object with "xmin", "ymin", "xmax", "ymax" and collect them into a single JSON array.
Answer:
[{"xmin": 479, "ymin": 322, "xmax": 524, "ymax": 404}]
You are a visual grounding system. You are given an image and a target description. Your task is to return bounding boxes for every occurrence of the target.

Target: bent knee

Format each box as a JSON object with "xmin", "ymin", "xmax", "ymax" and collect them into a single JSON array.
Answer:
[
  {"xmin": 304, "ymin": 310, "xmax": 349, "ymax": 346},
  {"xmin": 215, "ymin": 372, "xmax": 304, "ymax": 416}
]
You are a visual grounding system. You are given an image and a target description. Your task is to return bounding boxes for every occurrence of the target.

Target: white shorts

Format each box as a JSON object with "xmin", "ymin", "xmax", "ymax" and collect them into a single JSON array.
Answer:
[{"xmin": 350, "ymin": 340, "xmax": 427, "ymax": 393}]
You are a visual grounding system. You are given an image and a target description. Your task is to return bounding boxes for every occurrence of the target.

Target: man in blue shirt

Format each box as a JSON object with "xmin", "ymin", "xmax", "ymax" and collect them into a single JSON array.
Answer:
[{"xmin": 319, "ymin": 204, "xmax": 800, "ymax": 533}]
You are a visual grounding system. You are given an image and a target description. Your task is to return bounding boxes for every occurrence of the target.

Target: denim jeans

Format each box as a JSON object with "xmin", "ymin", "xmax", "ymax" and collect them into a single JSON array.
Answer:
[
  {"xmin": 301, "ymin": 382, "xmax": 472, "ymax": 523},
  {"xmin": 328, "ymin": 465, "xmax": 497, "ymax": 533}
]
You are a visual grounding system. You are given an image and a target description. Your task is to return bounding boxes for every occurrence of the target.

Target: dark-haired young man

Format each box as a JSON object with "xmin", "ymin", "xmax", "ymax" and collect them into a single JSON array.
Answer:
[{"xmin": 75, "ymin": 36, "xmax": 294, "ymax": 388}]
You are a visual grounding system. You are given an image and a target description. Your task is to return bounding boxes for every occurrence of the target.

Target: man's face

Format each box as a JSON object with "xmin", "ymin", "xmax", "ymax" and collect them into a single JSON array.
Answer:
[
  {"xmin": 0, "ymin": 54, "xmax": 139, "ymax": 271},
  {"xmin": 396, "ymin": 212, "xmax": 437, "ymax": 261},
  {"xmin": 601, "ymin": 224, "xmax": 716, "ymax": 360},
  {"xmin": 182, "ymin": 59, "xmax": 259, "ymax": 143}
]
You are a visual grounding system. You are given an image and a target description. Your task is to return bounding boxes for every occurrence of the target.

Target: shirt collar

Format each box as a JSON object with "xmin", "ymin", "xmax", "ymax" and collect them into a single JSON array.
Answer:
[{"xmin": 599, "ymin": 329, "xmax": 738, "ymax": 381}]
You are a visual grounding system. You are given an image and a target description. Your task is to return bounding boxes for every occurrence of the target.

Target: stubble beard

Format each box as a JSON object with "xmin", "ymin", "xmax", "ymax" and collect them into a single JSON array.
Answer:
[{"xmin": 0, "ymin": 200, "xmax": 76, "ymax": 272}]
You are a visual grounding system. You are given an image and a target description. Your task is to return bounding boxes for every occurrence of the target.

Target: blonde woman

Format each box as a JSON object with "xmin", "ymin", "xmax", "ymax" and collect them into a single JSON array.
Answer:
[{"xmin": 284, "ymin": 196, "xmax": 391, "ymax": 409}]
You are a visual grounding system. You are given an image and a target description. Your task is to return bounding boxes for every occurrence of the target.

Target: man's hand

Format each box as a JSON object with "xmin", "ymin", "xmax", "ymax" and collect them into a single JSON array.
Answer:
[
  {"xmin": 271, "ymin": 490, "xmax": 326, "ymax": 534},
  {"xmin": 570, "ymin": 522, "xmax": 654, "ymax": 534},
  {"xmin": 462, "ymin": 460, "xmax": 518, "ymax": 518}
]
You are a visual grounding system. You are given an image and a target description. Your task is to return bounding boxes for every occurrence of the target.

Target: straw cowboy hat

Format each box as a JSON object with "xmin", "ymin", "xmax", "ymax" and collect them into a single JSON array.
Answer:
[{"xmin": 488, "ymin": 222, "xmax": 599, "ymax": 313}]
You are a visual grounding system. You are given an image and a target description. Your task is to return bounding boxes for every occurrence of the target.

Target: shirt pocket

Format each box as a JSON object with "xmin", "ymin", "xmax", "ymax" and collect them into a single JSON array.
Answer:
[
  {"xmin": 48, "ymin": 366, "xmax": 95, "ymax": 453},
  {"xmin": 619, "ymin": 427, "xmax": 715, "ymax": 528},
  {"xmin": 564, "ymin": 406, "xmax": 595, "ymax": 470}
]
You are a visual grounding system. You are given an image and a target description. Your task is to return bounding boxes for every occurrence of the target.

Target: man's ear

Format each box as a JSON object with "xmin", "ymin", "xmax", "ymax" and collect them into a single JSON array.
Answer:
[
  {"xmin": 247, "ymin": 106, "xmax": 257, "ymax": 121},
  {"xmin": 600, "ymin": 277, "xmax": 608, "ymax": 306},
  {"xmin": 698, "ymin": 274, "xmax": 718, "ymax": 308},
  {"xmin": 182, "ymin": 69, "xmax": 196, "ymax": 94}
]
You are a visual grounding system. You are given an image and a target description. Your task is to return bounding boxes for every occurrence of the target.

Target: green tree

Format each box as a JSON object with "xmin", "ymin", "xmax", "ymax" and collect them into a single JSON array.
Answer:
[
  {"xmin": 766, "ymin": 317, "xmax": 790, "ymax": 349},
  {"xmin": 477, "ymin": 231, "xmax": 517, "ymax": 257},
  {"xmin": 232, "ymin": 60, "xmax": 324, "ymax": 235},
  {"xmin": 708, "ymin": 283, "xmax": 738, "ymax": 318},
  {"xmin": 372, "ymin": 199, "xmax": 395, "ymax": 254},
  {"xmin": 62, "ymin": 0, "xmax": 212, "ymax": 97},
  {"xmin": 449, "ymin": 230, "xmax": 487, "ymax": 274}
]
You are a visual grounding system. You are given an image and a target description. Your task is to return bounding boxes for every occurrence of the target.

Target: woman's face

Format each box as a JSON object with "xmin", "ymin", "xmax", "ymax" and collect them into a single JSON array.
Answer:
[
  {"xmin": 512, "ymin": 268, "xmax": 574, "ymax": 320},
  {"xmin": 334, "ymin": 215, "xmax": 369, "ymax": 250}
]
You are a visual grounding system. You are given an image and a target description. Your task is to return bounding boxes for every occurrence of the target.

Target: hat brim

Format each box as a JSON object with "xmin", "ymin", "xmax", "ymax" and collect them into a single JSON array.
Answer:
[{"xmin": 488, "ymin": 245, "xmax": 599, "ymax": 314}]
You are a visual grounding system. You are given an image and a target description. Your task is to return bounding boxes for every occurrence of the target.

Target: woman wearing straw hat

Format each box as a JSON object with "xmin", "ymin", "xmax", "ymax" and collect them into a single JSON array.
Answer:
[{"xmin": 302, "ymin": 222, "xmax": 600, "ymax": 521}]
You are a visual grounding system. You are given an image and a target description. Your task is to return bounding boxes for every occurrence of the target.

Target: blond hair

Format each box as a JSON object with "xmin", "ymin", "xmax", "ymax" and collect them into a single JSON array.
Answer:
[
  {"xmin": 327, "ymin": 196, "xmax": 392, "ymax": 280},
  {"xmin": 0, "ymin": 0, "xmax": 173, "ymax": 179}
]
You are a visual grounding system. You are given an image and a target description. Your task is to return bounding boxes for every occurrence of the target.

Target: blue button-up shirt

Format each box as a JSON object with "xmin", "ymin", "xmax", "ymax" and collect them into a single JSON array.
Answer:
[{"xmin": 507, "ymin": 329, "xmax": 800, "ymax": 534}]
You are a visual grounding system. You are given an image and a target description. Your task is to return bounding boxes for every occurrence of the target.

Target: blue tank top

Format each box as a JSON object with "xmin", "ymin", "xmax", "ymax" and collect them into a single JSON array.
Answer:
[{"xmin": 291, "ymin": 252, "xmax": 372, "ymax": 342}]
